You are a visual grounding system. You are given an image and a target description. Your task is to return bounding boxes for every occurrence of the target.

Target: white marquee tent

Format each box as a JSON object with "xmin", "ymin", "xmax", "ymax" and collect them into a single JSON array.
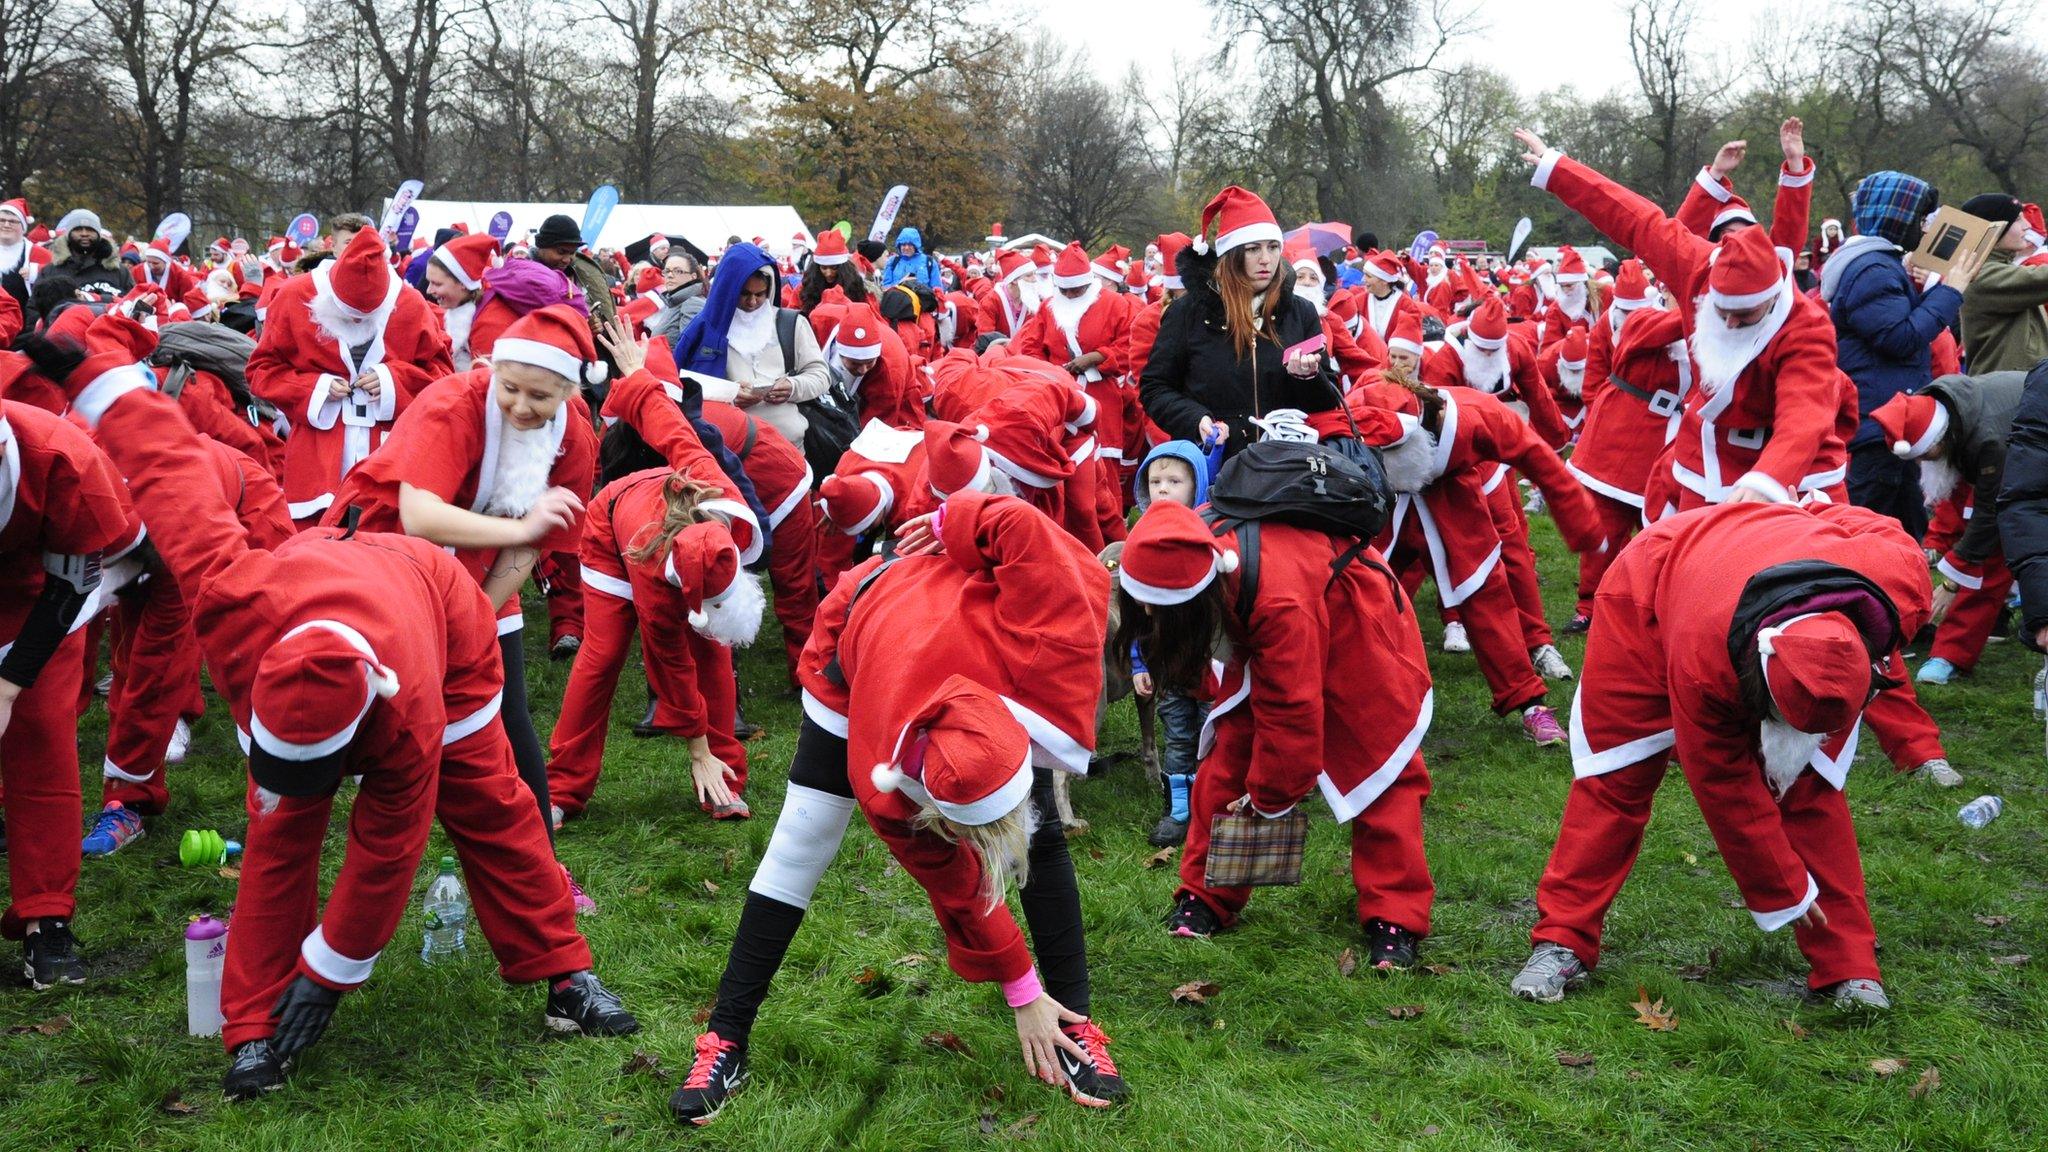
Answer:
[{"xmin": 389, "ymin": 200, "xmax": 815, "ymax": 258}]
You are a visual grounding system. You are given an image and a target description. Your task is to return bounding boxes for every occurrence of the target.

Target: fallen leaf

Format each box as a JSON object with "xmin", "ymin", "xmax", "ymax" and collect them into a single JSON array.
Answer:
[
  {"xmin": 620, "ymin": 1050, "xmax": 668, "ymax": 1079},
  {"xmin": 1630, "ymin": 986, "xmax": 1678, "ymax": 1032},
  {"xmin": 1782, "ymin": 1019, "xmax": 1809, "ymax": 1040},
  {"xmin": 1910, "ymin": 1065, "xmax": 1940, "ymax": 1099},
  {"xmin": 1086, "ymin": 847, "xmax": 1104, "ymax": 861},
  {"xmin": 1145, "ymin": 847, "xmax": 1175, "ymax": 869},
  {"xmin": 984, "ymin": 1084, "xmax": 1006, "ymax": 1102},
  {"xmin": 978, "ymin": 1112, "xmax": 998, "ymax": 1135},
  {"xmin": 1171, "ymin": 980, "xmax": 1220, "ymax": 1005},
  {"xmin": 1212, "ymin": 1019, "xmax": 1226, "ymax": 1029},
  {"xmin": 5, "ymin": 1015, "xmax": 69, "ymax": 1036},
  {"xmin": 1682, "ymin": 852, "xmax": 1698, "ymax": 866},
  {"xmin": 1337, "ymin": 947, "xmax": 1358, "ymax": 977},
  {"xmin": 1676, "ymin": 947, "xmax": 1722, "ymax": 982},
  {"xmin": 922, "ymin": 1031, "xmax": 972, "ymax": 1055},
  {"xmin": 1421, "ymin": 1124, "xmax": 1442, "ymax": 1136},
  {"xmin": 1386, "ymin": 1004, "xmax": 1426, "ymax": 1020},
  {"xmin": 628, "ymin": 884, "xmax": 651, "ymax": 896},
  {"xmin": 691, "ymin": 1006, "xmax": 711, "ymax": 1024},
  {"xmin": 895, "ymin": 953, "xmax": 930, "ymax": 968},
  {"xmin": 161, "ymin": 1097, "xmax": 199, "ymax": 1116},
  {"xmin": 1870, "ymin": 1058, "xmax": 1907, "ymax": 1076},
  {"xmin": 853, "ymin": 966, "xmax": 893, "ymax": 997},
  {"xmin": 217, "ymin": 866, "xmax": 240, "ymax": 880},
  {"xmin": 1556, "ymin": 1050, "xmax": 1596, "ymax": 1067},
  {"xmin": 1991, "ymin": 953, "xmax": 2031, "ymax": 966},
  {"xmin": 1004, "ymin": 1113, "xmax": 1040, "ymax": 1137},
  {"xmin": 702, "ymin": 879, "xmax": 720, "ymax": 895},
  {"xmin": 1420, "ymin": 963, "xmax": 1457, "ymax": 976},
  {"xmin": 1974, "ymin": 914, "xmax": 2011, "ymax": 927},
  {"xmin": 852, "ymin": 966, "xmax": 881, "ymax": 985}
]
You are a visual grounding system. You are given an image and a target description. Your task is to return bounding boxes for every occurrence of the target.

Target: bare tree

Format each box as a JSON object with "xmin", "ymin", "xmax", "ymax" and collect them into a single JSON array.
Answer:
[
  {"xmin": 1626, "ymin": 0, "xmax": 1732, "ymax": 206},
  {"xmin": 583, "ymin": 0, "xmax": 692, "ymax": 200},
  {"xmin": 1012, "ymin": 74, "xmax": 1154, "ymax": 246},
  {"xmin": 1126, "ymin": 56, "xmax": 1226, "ymax": 204},
  {"xmin": 1876, "ymin": 0, "xmax": 2048, "ymax": 194},
  {"xmin": 342, "ymin": 0, "xmax": 474, "ymax": 181},
  {"xmin": 1421, "ymin": 64, "xmax": 1521, "ymax": 200},
  {"xmin": 0, "ymin": 0, "xmax": 90, "ymax": 196}
]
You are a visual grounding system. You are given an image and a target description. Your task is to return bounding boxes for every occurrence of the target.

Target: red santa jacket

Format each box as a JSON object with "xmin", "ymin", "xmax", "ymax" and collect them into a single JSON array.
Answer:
[
  {"xmin": 1420, "ymin": 332, "xmax": 1570, "ymax": 449},
  {"xmin": 975, "ymin": 285, "xmax": 1032, "ymax": 341},
  {"xmin": 1534, "ymin": 151, "xmax": 1845, "ymax": 504},
  {"xmin": 797, "ymin": 491, "xmax": 1106, "ymax": 985},
  {"xmin": 247, "ymin": 266, "xmax": 454, "ymax": 520},
  {"xmin": 1359, "ymin": 286, "xmax": 1427, "ymax": 346},
  {"xmin": 198, "ymin": 434, "xmax": 294, "ymax": 550},
  {"xmin": 841, "ymin": 313, "xmax": 926, "ymax": 430},
  {"xmin": 156, "ymin": 363, "xmax": 286, "ymax": 481},
  {"xmin": 88, "ymin": 386, "xmax": 511, "ymax": 987},
  {"xmin": 323, "ymin": 369, "xmax": 597, "ymax": 590},
  {"xmin": 822, "ymin": 421, "xmax": 936, "ymax": 537},
  {"xmin": 1676, "ymin": 160, "xmax": 1815, "ymax": 254},
  {"xmin": 601, "ymin": 365, "xmax": 763, "ymax": 563},
  {"xmin": 1199, "ymin": 518, "xmax": 1433, "ymax": 822},
  {"xmin": 700, "ymin": 399, "xmax": 811, "ymax": 531},
  {"xmin": 0, "ymin": 401, "xmax": 134, "ymax": 642},
  {"xmin": 1010, "ymin": 286, "xmax": 1134, "ymax": 462},
  {"xmin": 1323, "ymin": 309, "xmax": 1388, "ymax": 391},
  {"xmin": 1571, "ymin": 501, "xmax": 1928, "ymax": 929},
  {"xmin": 1569, "ymin": 306, "xmax": 1691, "ymax": 508},
  {"xmin": 942, "ymin": 290, "xmax": 981, "ymax": 351},
  {"xmin": 1535, "ymin": 336, "xmax": 1587, "ymax": 434}
]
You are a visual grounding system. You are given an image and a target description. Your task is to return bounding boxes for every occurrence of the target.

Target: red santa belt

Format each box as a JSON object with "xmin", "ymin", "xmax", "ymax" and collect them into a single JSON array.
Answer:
[{"xmin": 1606, "ymin": 374, "xmax": 1682, "ymax": 418}]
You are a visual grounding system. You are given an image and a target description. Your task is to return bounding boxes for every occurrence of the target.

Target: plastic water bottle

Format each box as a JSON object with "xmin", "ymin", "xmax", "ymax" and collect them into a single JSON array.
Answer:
[
  {"xmin": 1958, "ymin": 796, "xmax": 2004, "ymax": 829},
  {"xmin": 419, "ymin": 856, "xmax": 468, "ymax": 964},
  {"xmin": 184, "ymin": 915, "xmax": 227, "ymax": 1036},
  {"xmin": 2033, "ymin": 665, "xmax": 2045, "ymax": 720}
]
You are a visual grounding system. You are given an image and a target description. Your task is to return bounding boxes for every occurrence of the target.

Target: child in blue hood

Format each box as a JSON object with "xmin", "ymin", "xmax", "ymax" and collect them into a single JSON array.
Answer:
[
  {"xmin": 880, "ymin": 227, "xmax": 944, "ymax": 293},
  {"xmin": 1130, "ymin": 440, "xmax": 1213, "ymax": 845}
]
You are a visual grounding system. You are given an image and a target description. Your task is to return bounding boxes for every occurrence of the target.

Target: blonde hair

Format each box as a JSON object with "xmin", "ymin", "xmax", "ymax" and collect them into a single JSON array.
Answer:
[
  {"xmin": 623, "ymin": 473, "xmax": 721, "ymax": 565},
  {"xmin": 914, "ymin": 799, "xmax": 1037, "ymax": 913}
]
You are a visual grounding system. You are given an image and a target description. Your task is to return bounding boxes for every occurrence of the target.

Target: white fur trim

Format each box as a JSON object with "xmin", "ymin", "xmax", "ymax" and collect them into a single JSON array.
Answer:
[
  {"xmin": 70, "ymin": 362, "xmax": 157, "ymax": 427},
  {"xmin": 1214, "ymin": 220, "xmax": 1282, "ymax": 255},
  {"xmin": 1750, "ymin": 872, "xmax": 1820, "ymax": 932},
  {"xmin": 287, "ymin": 494, "xmax": 336, "ymax": 520},
  {"xmin": 983, "ymin": 446, "xmax": 1060, "ymax": 489},
  {"xmin": 1902, "ymin": 402, "xmax": 1949, "ymax": 459},
  {"xmin": 800, "ymin": 689, "xmax": 850, "ymax": 738},
  {"xmin": 836, "ymin": 339, "xmax": 881, "ymax": 362},
  {"xmin": 1387, "ymin": 337, "xmax": 1423, "ymax": 356},
  {"xmin": 491, "ymin": 336, "xmax": 585, "ymax": 386},
  {"xmin": 812, "ymin": 250, "xmax": 849, "ymax": 266},
  {"xmin": 1694, "ymin": 166, "xmax": 1735, "ymax": 203},
  {"xmin": 1464, "ymin": 328, "xmax": 1506, "ymax": 352},
  {"xmin": 580, "ymin": 564, "xmax": 635, "ymax": 602},
  {"xmin": 1711, "ymin": 205, "xmax": 1757, "ymax": 233},
  {"xmin": 300, "ymin": 925, "xmax": 378, "ymax": 986},
  {"xmin": 432, "ymin": 245, "xmax": 481, "ymax": 290},
  {"xmin": 1052, "ymin": 270, "xmax": 1094, "ymax": 289},
  {"xmin": 935, "ymin": 744, "xmax": 1035, "ymax": 826},
  {"xmin": 698, "ymin": 498, "xmax": 764, "ymax": 565},
  {"xmin": 1315, "ymin": 690, "xmax": 1432, "ymax": 822},
  {"xmin": 1731, "ymin": 471, "xmax": 1795, "ymax": 504},
  {"xmin": 1778, "ymin": 160, "xmax": 1815, "ymax": 189},
  {"xmin": 1117, "ymin": 548, "xmax": 1231, "ymax": 606},
  {"xmin": 443, "ymin": 692, "xmax": 503, "ymax": 745},
  {"xmin": 767, "ymin": 469, "xmax": 814, "ymax": 529},
  {"xmin": 1569, "ymin": 686, "xmax": 1677, "ymax": 777},
  {"xmin": 1709, "ymin": 279, "xmax": 1781, "ymax": 311},
  {"xmin": 496, "ymin": 612, "xmax": 523, "ymax": 636},
  {"xmin": 1531, "ymin": 149, "xmax": 1564, "ymax": 190},
  {"xmin": 101, "ymin": 755, "xmax": 155, "ymax": 783},
  {"xmin": 1936, "ymin": 554, "xmax": 1983, "ymax": 591}
]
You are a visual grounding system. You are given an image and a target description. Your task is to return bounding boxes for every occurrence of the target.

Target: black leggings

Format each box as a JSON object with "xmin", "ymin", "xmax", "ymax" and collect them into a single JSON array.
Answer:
[
  {"xmin": 498, "ymin": 630, "xmax": 556, "ymax": 848},
  {"xmin": 706, "ymin": 716, "xmax": 1091, "ymax": 1048}
]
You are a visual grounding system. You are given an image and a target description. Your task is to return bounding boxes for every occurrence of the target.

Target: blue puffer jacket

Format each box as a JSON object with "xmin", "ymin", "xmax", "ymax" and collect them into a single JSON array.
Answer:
[
  {"xmin": 880, "ymin": 227, "xmax": 944, "ymax": 292},
  {"xmin": 1820, "ymin": 234, "xmax": 1964, "ymax": 448}
]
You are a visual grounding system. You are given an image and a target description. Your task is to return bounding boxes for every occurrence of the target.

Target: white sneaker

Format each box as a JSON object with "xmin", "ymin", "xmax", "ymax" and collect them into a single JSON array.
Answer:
[
  {"xmin": 1531, "ymin": 644, "xmax": 1574, "ymax": 680},
  {"xmin": 550, "ymin": 804, "xmax": 566, "ymax": 831},
  {"xmin": 1442, "ymin": 622, "xmax": 1471, "ymax": 653},
  {"xmin": 1524, "ymin": 490, "xmax": 1547, "ymax": 515},
  {"xmin": 165, "ymin": 719, "xmax": 191, "ymax": 765},
  {"xmin": 1912, "ymin": 758, "xmax": 1962, "ymax": 788},
  {"xmin": 1511, "ymin": 942, "xmax": 1589, "ymax": 1003},
  {"xmin": 1827, "ymin": 978, "xmax": 1890, "ymax": 1012}
]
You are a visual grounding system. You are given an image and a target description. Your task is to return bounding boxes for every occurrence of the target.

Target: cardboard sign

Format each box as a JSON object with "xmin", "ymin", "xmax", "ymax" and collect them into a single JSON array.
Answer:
[{"xmin": 1913, "ymin": 206, "xmax": 2005, "ymax": 279}]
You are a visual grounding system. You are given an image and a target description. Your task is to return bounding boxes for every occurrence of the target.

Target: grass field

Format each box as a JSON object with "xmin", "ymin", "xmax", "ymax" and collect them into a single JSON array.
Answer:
[{"xmin": 3, "ymin": 519, "xmax": 2046, "ymax": 1152}]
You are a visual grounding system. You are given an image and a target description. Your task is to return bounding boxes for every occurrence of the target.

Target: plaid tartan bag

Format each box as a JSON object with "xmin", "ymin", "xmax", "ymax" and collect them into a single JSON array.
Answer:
[{"xmin": 1204, "ymin": 806, "xmax": 1310, "ymax": 888}]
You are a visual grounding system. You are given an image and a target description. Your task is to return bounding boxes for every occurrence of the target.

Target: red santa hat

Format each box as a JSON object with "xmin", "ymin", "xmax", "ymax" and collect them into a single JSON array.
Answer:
[
  {"xmin": 1869, "ymin": 392, "xmax": 1950, "ymax": 459},
  {"xmin": 1465, "ymin": 295, "xmax": 1509, "ymax": 351},
  {"xmin": 0, "ymin": 199, "xmax": 26, "ymax": 227},
  {"xmin": 620, "ymin": 293, "xmax": 660, "ymax": 335},
  {"xmin": 1386, "ymin": 310, "xmax": 1424, "ymax": 359},
  {"xmin": 813, "ymin": 230, "xmax": 850, "ymax": 266},
  {"xmin": 1711, "ymin": 193, "xmax": 1758, "ymax": 235},
  {"xmin": 1284, "ymin": 237, "xmax": 1320, "ymax": 274},
  {"xmin": 247, "ymin": 620, "xmax": 401, "ymax": 795},
  {"xmin": 986, "ymin": 222, "xmax": 1006, "ymax": 245},
  {"xmin": 663, "ymin": 517, "xmax": 760, "ymax": 646},
  {"xmin": 1364, "ymin": 250, "xmax": 1404, "ymax": 284},
  {"xmin": 433, "ymin": 233, "xmax": 500, "ymax": 291},
  {"xmin": 142, "ymin": 238, "xmax": 173, "ymax": 266},
  {"xmin": 1707, "ymin": 226, "xmax": 1785, "ymax": 311},
  {"xmin": 995, "ymin": 249, "xmax": 1033, "ymax": 286},
  {"xmin": 1052, "ymin": 241, "xmax": 1094, "ymax": 289},
  {"xmin": 1610, "ymin": 259, "xmax": 1653, "ymax": 310},
  {"xmin": 329, "ymin": 228, "xmax": 395, "ymax": 316},
  {"xmin": 1119, "ymin": 500, "xmax": 1239, "ymax": 606},
  {"xmin": 924, "ymin": 383, "xmax": 1091, "ymax": 494},
  {"xmin": 791, "ymin": 231, "xmax": 810, "ymax": 250},
  {"xmin": 493, "ymin": 303, "xmax": 607, "ymax": 385},
  {"xmin": 1193, "ymin": 185, "xmax": 1282, "ymax": 257},
  {"xmin": 1558, "ymin": 328, "xmax": 1588, "ymax": 370},
  {"xmin": 633, "ymin": 264, "xmax": 663, "ymax": 295},
  {"xmin": 836, "ymin": 316, "xmax": 883, "ymax": 362},
  {"xmin": 1030, "ymin": 244, "xmax": 1054, "ymax": 274},
  {"xmin": 1124, "ymin": 259, "xmax": 1150, "ymax": 293},
  {"xmin": 2023, "ymin": 203, "xmax": 2046, "ymax": 249},
  {"xmin": 1757, "ymin": 612, "xmax": 1872, "ymax": 735},
  {"xmin": 1554, "ymin": 246, "xmax": 1588, "ymax": 284},
  {"xmin": 1156, "ymin": 232, "xmax": 1192, "ymax": 290},
  {"xmin": 870, "ymin": 675, "xmax": 1033, "ymax": 827},
  {"xmin": 819, "ymin": 471, "xmax": 892, "ymax": 535},
  {"xmin": 1093, "ymin": 244, "xmax": 1130, "ymax": 284},
  {"xmin": 27, "ymin": 225, "xmax": 49, "ymax": 243}
]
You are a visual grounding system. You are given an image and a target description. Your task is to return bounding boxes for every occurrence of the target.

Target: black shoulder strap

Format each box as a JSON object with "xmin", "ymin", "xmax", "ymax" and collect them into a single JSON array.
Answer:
[
  {"xmin": 737, "ymin": 415, "xmax": 759, "ymax": 461},
  {"xmin": 776, "ymin": 307, "xmax": 799, "ymax": 377},
  {"xmin": 337, "ymin": 505, "xmax": 362, "ymax": 540},
  {"xmin": 1201, "ymin": 510, "xmax": 1260, "ymax": 621},
  {"xmin": 821, "ymin": 556, "xmax": 901, "ymax": 687},
  {"xmin": 161, "ymin": 361, "xmax": 192, "ymax": 400}
]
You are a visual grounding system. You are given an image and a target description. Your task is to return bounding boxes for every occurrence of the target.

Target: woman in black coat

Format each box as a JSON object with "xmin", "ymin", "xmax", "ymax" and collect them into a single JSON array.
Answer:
[{"xmin": 1140, "ymin": 186, "xmax": 1336, "ymax": 451}]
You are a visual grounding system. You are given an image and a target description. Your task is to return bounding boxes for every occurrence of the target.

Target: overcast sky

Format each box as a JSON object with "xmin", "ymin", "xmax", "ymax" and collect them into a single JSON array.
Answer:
[{"xmin": 1031, "ymin": 0, "xmax": 1795, "ymax": 99}]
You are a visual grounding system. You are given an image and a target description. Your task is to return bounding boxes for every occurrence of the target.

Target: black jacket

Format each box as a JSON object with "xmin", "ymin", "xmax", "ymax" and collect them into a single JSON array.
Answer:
[
  {"xmin": 1995, "ymin": 359, "xmax": 2048, "ymax": 648},
  {"xmin": 1139, "ymin": 245, "xmax": 1337, "ymax": 449}
]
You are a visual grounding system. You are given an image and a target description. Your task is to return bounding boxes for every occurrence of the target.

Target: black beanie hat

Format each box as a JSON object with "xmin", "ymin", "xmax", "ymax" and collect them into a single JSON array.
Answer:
[
  {"xmin": 1959, "ymin": 193, "xmax": 2023, "ymax": 227},
  {"xmin": 535, "ymin": 214, "xmax": 582, "ymax": 249}
]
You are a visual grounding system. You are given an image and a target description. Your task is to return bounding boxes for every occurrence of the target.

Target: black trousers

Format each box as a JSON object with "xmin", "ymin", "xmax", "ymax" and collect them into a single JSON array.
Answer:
[
  {"xmin": 707, "ymin": 716, "xmax": 1090, "ymax": 1048},
  {"xmin": 1847, "ymin": 441, "xmax": 1929, "ymax": 542},
  {"xmin": 498, "ymin": 630, "xmax": 556, "ymax": 847}
]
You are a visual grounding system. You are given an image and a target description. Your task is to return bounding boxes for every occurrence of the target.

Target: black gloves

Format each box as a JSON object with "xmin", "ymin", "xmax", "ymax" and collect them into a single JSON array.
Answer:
[
  {"xmin": 18, "ymin": 330, "xmax": 84, "ymax": 385},
  {"xmin": 269, "ymin": 974, "xmax": 344, "ymax": 1059}
]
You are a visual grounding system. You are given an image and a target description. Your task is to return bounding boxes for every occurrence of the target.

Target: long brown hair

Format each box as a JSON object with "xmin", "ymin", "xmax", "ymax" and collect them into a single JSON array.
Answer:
[
  {"xmin": 1112, "ymin": 578, "xmax": 1237, "ymax": 695},
  {"xmin": 624, "ymin": 473, "xmax": 721, "ymax": 565},
  {"xmin": 1217, "ymin": 248, "xmax": 1287, "ymax": 361}
]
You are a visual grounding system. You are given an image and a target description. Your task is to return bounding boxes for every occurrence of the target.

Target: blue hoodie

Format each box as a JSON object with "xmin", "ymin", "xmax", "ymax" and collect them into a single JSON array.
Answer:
[
  {"xmin": 881, "ymin": 226, "xmax": 944, "ymax": 292},
  {"xmin": 1133, "ymin": 440, "xmax": 1211, "ymax": 511}
]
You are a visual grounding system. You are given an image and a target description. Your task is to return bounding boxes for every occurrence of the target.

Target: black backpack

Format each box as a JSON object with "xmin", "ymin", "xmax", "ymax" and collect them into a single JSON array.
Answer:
[
  {"xmin": 784, "ymin": 307, "xmax": 859, "ymax": 479},
  {"xmin": 1200, "ymin": 434, "xmax": 1395, "ymax": 618}
]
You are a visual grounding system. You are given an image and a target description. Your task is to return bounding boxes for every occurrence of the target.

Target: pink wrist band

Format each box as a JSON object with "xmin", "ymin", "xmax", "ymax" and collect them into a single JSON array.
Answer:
[{"xmin": 1002, "ymin": 967, "xmax": 1042, "ymax": 1008}]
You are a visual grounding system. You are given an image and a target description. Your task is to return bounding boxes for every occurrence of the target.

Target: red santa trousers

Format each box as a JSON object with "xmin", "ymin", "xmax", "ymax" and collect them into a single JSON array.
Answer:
[
  {"xmin": 1393, "ymin": 546, "xmax": 1547, "ymax": 714},
  {"xmin": 2, "ymin": 629, "xmax": 87, "ymax": 938},
  {"xmin": 1575, "ymin": 492, "xmax": 1642, "ymax": 615},
  {"xmin": 1929, "ymin": 551, "xmax": 2012, "ymax": 672},
  {"xmin": 1176, "ymin": 707, "xmax": 1434, "ymax": 934},
  {"xmin": 1487, "ymin": 479, "xmax": 1553, "ymax": 649},
  {"xmin": 221, "ymin": 726, "xmax": 591, "ymax": 1050},
  {"xmin": 102, "ymin": 578, "xmax": 205, "ymax": 815},
  {"xmin": 767, "ymin": 496, "xmax": 819, "ymax": 684},
  {"xmin": 1861, "ymin": 652, "xmax": 1945, "ymax": 770},
  {"xmin": 545, "ymin": 552, "xmax": 584, "ymax": 647}
]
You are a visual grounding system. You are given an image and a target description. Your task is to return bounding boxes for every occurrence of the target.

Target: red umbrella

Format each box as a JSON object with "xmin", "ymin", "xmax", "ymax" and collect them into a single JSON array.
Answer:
[{"xmin": 1285, "ymin": 221, "xmax": 1353, "ymax": 257}]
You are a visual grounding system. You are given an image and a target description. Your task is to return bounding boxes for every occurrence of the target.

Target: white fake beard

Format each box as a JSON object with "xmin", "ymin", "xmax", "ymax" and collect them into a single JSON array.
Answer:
[
  {"xmin": 1017, "ymin": 278, "xmax": 1048, "ymax": 314},
  {"xmin": 1294, "ymin": 283, "xmax": 1328, "ymax": 316},
  {"xmin": 1043, "ymin": 280, "xmax": 1099, "ymax": 334},
  {"xmin": 1758, "ymin": 717, "xmax": 1827, "ymax": 799},
  {"xmin": 308, "ymin": 289, "xmax": 388, "ymax": 349},
  {"xmin": 1457, "ymin": 338, "xmax": 1511, "ymax": 394},
  {"xmin": 1380, "ymin": 432, "xmax": 1440, "ymax": 494},
  {"xmin": 689, "ymin": 572, "xmax": 767, "ymax": 648},
  {"xmin": 984, "ymin": 468, "xmax": 1020, "ymax": 497},
  {"xmin": 1690, "ymin": 283, "xmax": 1791, "ymax": 397},
  {"xmin": 1559, "ymin": 365, "xmax": 1585, "ymax": 398},
  {"xmin": 1918, "ymin": 453, "xmax": 1962, "ymax": 507},
  {"xmin": 1557, "ymin": 283, "xmax": 1588, "ymax": 321},
  {"xmin": 1426, "ymin": 263, "xmax": 1447, "ymax": 289},
  {"xmin": 482, "ymin": 419, "xmax": 556, "ymax": 516},
  {"xmin": 444, "ymin": 301, "xmax": 476, "ymax": 368}
]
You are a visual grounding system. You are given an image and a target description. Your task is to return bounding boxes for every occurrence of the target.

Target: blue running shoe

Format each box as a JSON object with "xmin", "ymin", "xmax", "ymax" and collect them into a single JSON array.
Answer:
[
  {"xmin": 82, "ymin": 802, "xmax": 144, "ymax": 857},
  {"xmin": 1915, "ymin": 657, "xmax": 1956, "ymax": 686}
]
